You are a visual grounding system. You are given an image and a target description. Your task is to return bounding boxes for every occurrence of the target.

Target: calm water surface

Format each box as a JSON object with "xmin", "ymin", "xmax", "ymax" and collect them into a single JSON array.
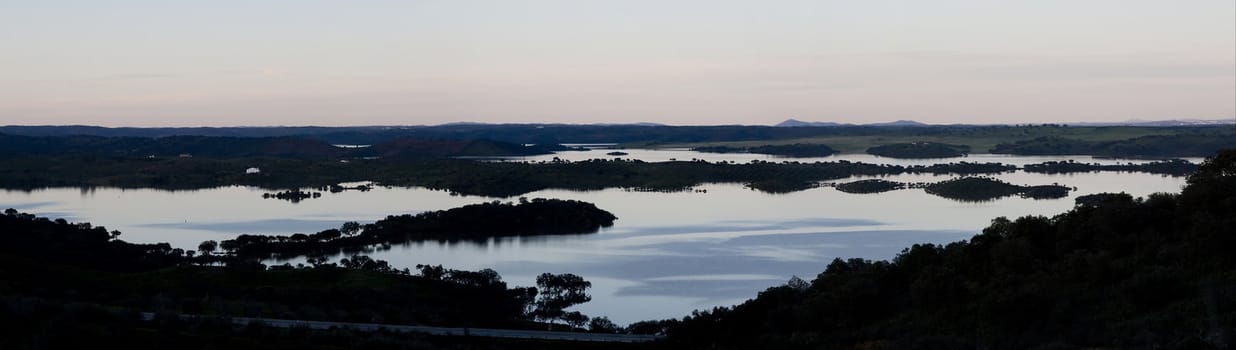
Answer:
[{"xmin": 0, "ymin": 153, "xmax": 1191, "ymax": 324}]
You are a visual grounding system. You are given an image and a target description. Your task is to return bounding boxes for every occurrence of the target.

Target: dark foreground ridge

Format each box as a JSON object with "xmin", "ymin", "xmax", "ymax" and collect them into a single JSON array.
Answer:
[
  {"xmin": 0, "ymin": 206, "xmax": 644, "ymax": 349},
  {"xmin": 141, "ymin": 313, "xmax": 658, "ymax": 343},
  {"xmin": 650, "ymin": 149, "xmax": 1236, "ymax": 349}
]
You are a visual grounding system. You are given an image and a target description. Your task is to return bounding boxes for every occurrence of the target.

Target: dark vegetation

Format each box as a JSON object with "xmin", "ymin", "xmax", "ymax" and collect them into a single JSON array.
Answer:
[
  {"xmin": 991, "ymin": 134, "xmax": 1236, "ymax": 157},
  {"xmin": 360, "ymin": 137, "xmax": 562, "ymax": 158},
  {"xmin": 924, "ymin": 177, "xmax": 1072, "ymax": 201},
  {"xmin": 833, "ymin": 177, "xmax": 1072, "ymax": 201},
  {"xmin": 866, "ymin": 142, "xmax": 970, "ymax": 158},
  {"xmin": 1, "ymin": 125, "xmax": 1223, "ymax": 196},
  {"xmin": 1074, "ymin": 192, "xmax": 1130, "ymax": 206},
  {"xmin": 832, "ymin": 179, "xmax": 907, "ymax": 194},
  {"xmin": 322, "ymin": 183, "xmax": 374, "ymax": 193},
  {"xmin": 218, "ymin": 199, "xmax": 617, "ymax": 260},
  {"xmin": 0, "ymin": 210, "xmax": 531, "ymax": 328},
  {"xmin": 262, "ymin": 190, "xmax": 322, "ymax": 203},
  {"xmin": 652, "ymin": 149, "xmax": 1236, "ymax": 349},
  {"xmin": 0, "ymin": 207, "xmax": 639, "ymax": 349},
  {"xmin": 532, "ymin": 273, "xmax": 595, "ymax": 328},
  {"xmin": 1024, "ymin": 159, "xmax": 1198, "ymax": 176},
  {"xmin": 692, "ymin": 143, "xmax": 838, "ymax": 157},
  {"xmin": 0, "ymin": 304, "xmax": 641, "ymax": 350},
  {"xmin": 0, "ymin": 155, "xmax": 1022, "ymax": 196}
]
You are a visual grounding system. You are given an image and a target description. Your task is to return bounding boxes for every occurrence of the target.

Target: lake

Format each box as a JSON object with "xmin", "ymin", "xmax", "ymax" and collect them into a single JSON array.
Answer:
[{"xmin": 0, "ymin": 152, "xmax": 1193, "ymax": 324}]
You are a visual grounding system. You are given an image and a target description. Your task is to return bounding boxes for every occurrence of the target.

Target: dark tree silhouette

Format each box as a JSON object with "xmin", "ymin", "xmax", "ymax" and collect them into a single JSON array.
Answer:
[
  {"xmin": 197, "ymin": 240, "xmax": 217, "ymax": 255},
  {"xmin": 562, "ymin": 311, "xmax": 590, "ymax": 331},
  {"xmin": 589, "ymin": 316, "xmax": 622, "ymax": 334},
  {"xmin": 339, "ymin": 221, "xmax": 361, "ymax": 236},
  {"xmin": 533, "ymin": 273, "xmax": 592, "ymax": 328}
]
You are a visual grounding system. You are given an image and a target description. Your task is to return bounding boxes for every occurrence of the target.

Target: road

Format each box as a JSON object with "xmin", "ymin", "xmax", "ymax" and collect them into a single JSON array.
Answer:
[{"xmin": 141, "ymin": 313, "xmax": 660, "ymax": 343}]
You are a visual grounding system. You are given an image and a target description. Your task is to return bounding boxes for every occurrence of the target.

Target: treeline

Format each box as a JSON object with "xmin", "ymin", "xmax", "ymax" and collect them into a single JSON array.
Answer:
[
  {"xmin": 0, "ymin": 152, "xmax": 1200, "ymax": 197},
  {"xmin": 0, "ymin": 208, "xmax": 186, "ymax": 271},
  {"xmin": 832, "ymin": 177, "xmax": 1072, "ymax": 201},
  {"xmin": 692, "ymin": 144, "xmax": 838, "ymax": 157},
  {"xmin": 0, "ymin": 208, "xmax": 648, "ymax": 349},
  {"xmin": 991, "ymin": 134, "xmax": 1236, "ymax": 157},
  {"xmin": 866, "ymin": 142, "xmax": 970, "ymax": 159},
  {"xmin": 0, "ymin": 155, "xmax": 1020, "ymax": 196},
  {"xmin": 0, "ymin": 210, "xmax": 535, "ymax": 328},
  {"xmin": 833, "ymin": 179, "xmax": 905, "ymax": 194},
  {"xmin": 0, "ymin": 302, "xmax": 641, "ymax": 350},
  {"xmin": 649, "ymin": 149, "xmax": 1236, "ymax": 349},
  {"xmin": 217, "ymin": 198, "xmax": 617, "ymax": 260},
  {"xmin": 262, "ymin": 190, "xmax": 322, "ymax": 202},
  {"xmin": 924, "ymin": 177, "xmax": 1071, "ymax": 201},
  {"xmin": 1024, "ymin": 159, "xmax": 1197, "ymax": 176}
]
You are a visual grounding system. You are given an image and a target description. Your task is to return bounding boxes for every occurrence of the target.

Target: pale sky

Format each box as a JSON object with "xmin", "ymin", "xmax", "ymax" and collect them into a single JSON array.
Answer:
[{"xmin": 1, "ymin": 0, "xmax": 1233, "ymax": 127}]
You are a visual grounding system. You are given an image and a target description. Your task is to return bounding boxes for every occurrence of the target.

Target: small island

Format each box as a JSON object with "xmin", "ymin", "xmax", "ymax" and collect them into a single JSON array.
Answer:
[
  {"xmin": 924, "ymin": 177, "xmax": 1072, "ymax": 201},
  {"xmin": 320, "ymin": 183, "xmax": 374, "ymax": 193},
  {"xmin": 693, "ymin": 143, "xmax": 838, "ymax": 157},
  {"xmin": 866, "ymin": 142, "xmax": 970, "ymax": 159},
  {"xmin": 1024, "ymin": 159, "xmax": 1196, "ymax": 176},
  {"xmin": 262, "ymin": 190, "xmax": 323, "ymax": 202},
  {"xmin": 606, "ymin": 151, "xmax": 629, "ymax": 156},
  {"xmin": 833, "ymin": 179, "xmax": 907, "ymax": 194},
  {"xmin": 220, "ymin": 198, "xmax": 618, "ymax": 260},
  {"xmin": 1074, "ymin": 192, "xmax": 1132, "ymax": 206},
  {"xmin": 833, "ymin": 177, "xmax": 1072, "ymax": 200}
]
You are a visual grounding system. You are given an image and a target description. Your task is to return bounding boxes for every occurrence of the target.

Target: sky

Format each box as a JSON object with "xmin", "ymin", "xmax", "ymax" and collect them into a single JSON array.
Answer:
[{"xmin": 1, "ymin": 0, "xmax": 1233, "ymax": 127}]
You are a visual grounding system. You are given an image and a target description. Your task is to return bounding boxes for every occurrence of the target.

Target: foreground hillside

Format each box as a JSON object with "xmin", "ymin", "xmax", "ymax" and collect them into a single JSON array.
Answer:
[
  {"xmin": 0, "ymin": 202, "xmax": 637, "ymax": 349},
  {"xmin": 654, "ymin": 149, "xmax": 1236, "ymax": 349}
]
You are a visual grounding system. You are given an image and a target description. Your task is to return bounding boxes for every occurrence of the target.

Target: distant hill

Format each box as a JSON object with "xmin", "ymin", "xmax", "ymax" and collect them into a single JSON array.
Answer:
[
  {"xmin": 773, "ymin": 119, "xmax": 928, "ymax": 127},
  {"xmin": 867, "ymin": 120, "xmax": 929, "ymax": 127},
  {"xmin": 774, "ymin": 119, "xmax": 844, "ymax": 127}
]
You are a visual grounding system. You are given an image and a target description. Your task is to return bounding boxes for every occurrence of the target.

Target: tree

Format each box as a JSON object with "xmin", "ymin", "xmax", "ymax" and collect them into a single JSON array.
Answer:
[
  {"xmin": 198, "ymin": 240, "xmax": 217, "ymax": 255},
  {"xmin": 589, "ymin": 316, "xmax": 622, "ymax": 333},
  {"xmin": 511, "ymin": 287, "xmax": 538, "ymax": 318},
  {"xmin": 562, "ymin": 311, "xmax": 589, "ymax": 331},
  {"xmin": 340, "ymin": 221, "xmax": 361, "ymax": 236},
  {"xmin": 533, "ymin": 273, "xmax": 592, "ymax": 327}
]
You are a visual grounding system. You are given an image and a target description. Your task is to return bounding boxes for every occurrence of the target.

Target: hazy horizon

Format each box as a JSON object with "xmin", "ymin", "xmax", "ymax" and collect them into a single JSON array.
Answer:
[{"xmin": 2, "ymin": 1, "xmax": 1233, "ymax": 127}]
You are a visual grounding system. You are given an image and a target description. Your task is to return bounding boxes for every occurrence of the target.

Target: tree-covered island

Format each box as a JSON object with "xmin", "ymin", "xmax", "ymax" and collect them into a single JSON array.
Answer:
[
  {"xmin": 218, "ymin": 198, "xmax": 617, "ymax": 260},
  {"xmin": 833, "ymin": 177, "xmax": 1073, "ymax": 201}
]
